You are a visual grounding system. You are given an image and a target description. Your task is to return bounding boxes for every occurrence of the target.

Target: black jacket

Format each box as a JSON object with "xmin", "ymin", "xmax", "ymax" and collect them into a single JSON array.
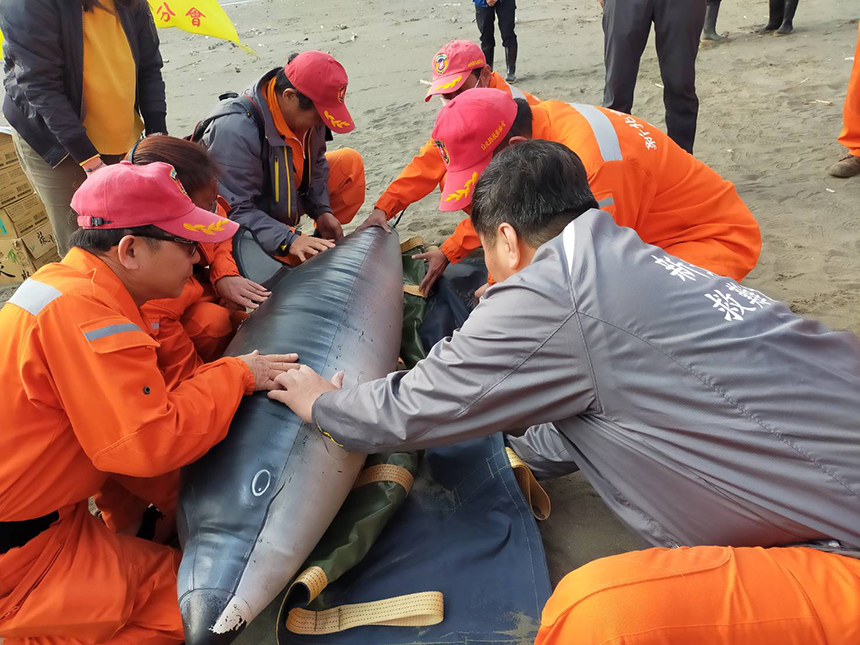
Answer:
[{"xmin": 0, "ymin": 0, "xmax": 167, "ymax": 167}]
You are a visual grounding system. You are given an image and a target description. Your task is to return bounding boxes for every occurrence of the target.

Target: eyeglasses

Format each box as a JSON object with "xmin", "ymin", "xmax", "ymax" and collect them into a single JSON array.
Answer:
[{"xmin": 139, "ymin": 233, "xmax": 199, "ymax": 256}]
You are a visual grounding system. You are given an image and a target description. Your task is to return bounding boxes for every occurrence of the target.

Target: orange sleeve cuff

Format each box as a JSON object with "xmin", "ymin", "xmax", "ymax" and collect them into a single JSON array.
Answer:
[
  {"xmin": 222, "ymin": 356, "xmax": 257, "ymax": 395},
  {"xmin": 440, "ymin": 237, "xmax": 469, "ymax": 264},
  {"xmin": 209, "ymin": 263, "xmax": 241, "ymax": 285},
  {"xmin": 440, "ymin": 216, "xmax": 482, "ymax": 264},
  {"xmin": 207, "ymin": 240, "xmax": 241, "ymax": 285},
  {"xmin": 374, "ymin": 139, "xmax": 448, "ymax": 218},
  {"xmin": 374, "ymin": 193, "xmax": 404, "ymax": 220}
]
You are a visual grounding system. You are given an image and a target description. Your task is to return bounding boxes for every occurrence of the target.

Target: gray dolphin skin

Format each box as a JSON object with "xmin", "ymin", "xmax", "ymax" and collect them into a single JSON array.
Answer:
[{"xmin": 176, "ymin": 228, "xmax": 404, "ymax": 645}]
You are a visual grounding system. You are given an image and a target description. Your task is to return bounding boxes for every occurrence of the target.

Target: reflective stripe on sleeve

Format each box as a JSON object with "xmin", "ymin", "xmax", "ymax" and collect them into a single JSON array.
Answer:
[
  {"xmin": 83, "ymin": 323, "xmax": 143, "ymax": 342},
  {"xmin": 568, "ymin": 103, "xmax": 623, "ymax": 162}
]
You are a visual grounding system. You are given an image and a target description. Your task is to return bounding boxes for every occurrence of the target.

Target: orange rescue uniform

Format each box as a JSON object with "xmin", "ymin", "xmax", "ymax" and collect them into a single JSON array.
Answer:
[
  {"xmin": 0, "ymin": 248, "xmax": 255, "ymax": 644},
  {"xmin": 838, "ymin": 22, "xmax": 860, "ymax": 156},
  {"xmin": 324, "ymin": 147, "xmax": 367, "ymax": 226},
  {"xmin": 536, "ymin": 545, "xmax": 860, "ymax": 645},
  {"xmin": 142, "ymin": 199, "xmax": 243, "ymax": 367},
  {"xmin": 374, "ymin": 72, "xmax": 540, "ymax": 221},
  {"xmin": 442, "ymin": 102, "xmax": 762, "ymax": 281}
]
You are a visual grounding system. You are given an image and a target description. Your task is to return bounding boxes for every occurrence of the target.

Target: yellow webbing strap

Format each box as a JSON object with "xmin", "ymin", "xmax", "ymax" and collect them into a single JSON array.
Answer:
[
  {"xmin": 506, "ymin": 447, "xmax": 552, "ymax": 521},
  {"xmin": 403, "ymin": 284, "xmax": 425, "ymax": 298},
  {"xmin": 353, "ymin": 463, "xmax": 415, "ymax": 494},
  {"xmin": 285, "ymin": 591, "xmax": 444, "ymax": 635},
  {"xmin": 400, "ymin": 236, "xmax": 425, "ymax": 254},
  {"xmin": 291, "ymin": 566, "xmax": 328, "ymax": 603}
]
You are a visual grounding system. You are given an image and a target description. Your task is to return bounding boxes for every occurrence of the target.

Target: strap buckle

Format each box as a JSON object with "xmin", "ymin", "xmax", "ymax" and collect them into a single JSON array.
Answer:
[{"xmin": 77, "ymin": 215, "xmax": 112, "ymax": 228}]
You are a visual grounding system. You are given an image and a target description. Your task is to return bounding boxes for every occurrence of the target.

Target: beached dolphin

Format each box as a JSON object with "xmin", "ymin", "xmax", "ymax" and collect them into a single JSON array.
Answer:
[{"xmin": 176, "ymin": 228, "xmax": 403, "ymax": 645}]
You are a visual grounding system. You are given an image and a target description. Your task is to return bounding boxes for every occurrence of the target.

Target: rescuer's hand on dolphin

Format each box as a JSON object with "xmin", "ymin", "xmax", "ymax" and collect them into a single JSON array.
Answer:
[
  {"xmin": 316, "ymin": 212, "xmax": 345, "ymax": 242},
  {"xmin": 215, "ymin": 276, "xmax": 271, "ymax": 310},
  {"xmin": 268, "ymin": 366, "xmax": 344, "ymax": 423},
  {"xmin": 238, "ymin": 350, "xmax": 301, "ymax": 391},
  {"xmin": 356, "ymin": 208, "xmax": 392, "ymax": 234},
  {"xmin": 413, "ymin": 248, "xmax": 450, "ymax": 295},
  {"xmin": 290, "ymin": 236, "xmax": 336, "ymax": 262}
]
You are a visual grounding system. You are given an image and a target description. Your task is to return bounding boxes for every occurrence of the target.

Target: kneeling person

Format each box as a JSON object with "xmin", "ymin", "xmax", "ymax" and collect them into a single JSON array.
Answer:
[
  {"xmin": 201, "ymin": 51, "xmax": 365, "ymax": 259},
  {"xmin": 272, "ymin": 140, "xmax": 860, "ymax": 645},
  {"xmin": 421, "ymin": 89, "xmax": 762, "ymax": 293},
  {"xmin": 0, "ymin": 162, "xmax": 298, "ymax": 643},
  {"xmin": 132, "ymin": 135, "xmax": 270, "ymax": 377},
  {"xmin": 358, "ymin": 39, "xmax": 540, "ymax": 236}
]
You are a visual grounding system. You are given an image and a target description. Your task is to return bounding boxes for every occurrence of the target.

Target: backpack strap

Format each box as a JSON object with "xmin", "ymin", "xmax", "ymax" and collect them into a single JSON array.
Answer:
[{"xmin": 188, "ymin": 93, "xmax": 266, "ymax": 145}]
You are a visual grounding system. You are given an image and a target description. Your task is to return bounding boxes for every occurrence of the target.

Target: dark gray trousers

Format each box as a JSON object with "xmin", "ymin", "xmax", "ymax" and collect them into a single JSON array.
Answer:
[
  {"xmin": 602, "ymin": 0, "xmax": 707, "ymax": 153},
  {"xmin": 475, "ymin": 0, "xmax": 517, "ymax": 50}
]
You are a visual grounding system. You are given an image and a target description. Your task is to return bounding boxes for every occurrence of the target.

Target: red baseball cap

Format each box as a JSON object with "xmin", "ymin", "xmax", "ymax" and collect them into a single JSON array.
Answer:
[
  {"xmin": 285, "ymin": 51, "xmax": 355, "ymax": 134},
  {"xmin": 425, "ymin": 40, "xmax": 487, "ymax": 102},
  {"xmin": 71, "ymin": 161, "xmax": 239, "ymax": 244},
  {"xmin": 431, "ymin": 88, "xmax": 517, "ymax": 212}
]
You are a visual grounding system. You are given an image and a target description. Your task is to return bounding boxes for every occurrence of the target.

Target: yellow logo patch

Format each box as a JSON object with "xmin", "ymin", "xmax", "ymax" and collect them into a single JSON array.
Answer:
[
  {"xmin": 445, "ymin": 172, "xmax": 479, "ymax": 203},
  {"xmin": 324, "ymin": 110, "xmax": 351, "ymax": 129},
  {"xmin": 183, "ymin": 219, "xmax": 227, "ymax": 236},
  {"xmin": 434, "ymin": 75, "xmax": 463, "ymax": 92},
  {"xmin": 481, "ymin": 121, "xmax": 506, "ymax": 151}
]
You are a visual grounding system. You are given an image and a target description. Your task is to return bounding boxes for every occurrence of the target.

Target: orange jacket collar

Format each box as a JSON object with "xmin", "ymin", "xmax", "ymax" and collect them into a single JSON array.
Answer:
[
  {"xmin": 487, "ymin": 70, "xmax": 505, "ymax": 91},
  {"xmin": 266, "ymin": 77, "xmax": 299, "ymax": 142},
  {"xmin": 530, "ymin": 102, "xmax": 552, "ymax": 141},
  {"xmin": 61, "ymin": 247, "xmax": 148, "ymax": 332}
]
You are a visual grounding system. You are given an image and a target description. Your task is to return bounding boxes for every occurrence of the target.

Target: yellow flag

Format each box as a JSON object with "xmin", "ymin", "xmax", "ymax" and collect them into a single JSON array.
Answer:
[
  {"xmin": 146, "ymin": 0, "xmax": 253, "ymax": 53},
  {"xmin": 0, "ymin": 2, "xmax": 252, "ymax": 53}
]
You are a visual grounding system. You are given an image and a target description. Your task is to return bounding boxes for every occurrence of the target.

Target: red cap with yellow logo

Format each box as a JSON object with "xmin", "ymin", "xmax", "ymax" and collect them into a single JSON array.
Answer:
[
  {"xmin": 285, "ymin": 51, "xmax": 355, "ymax": 134},
  {"xmin": 71, "ymin": 161, "xmax": 239, "ymax": 243},
  {"xmin": 431, "ymin": 88, "xmax": 517, "ymax": 212},
  {"xmin": 424, "ymin": 40, "xmax": 487, "ymax": 103}
]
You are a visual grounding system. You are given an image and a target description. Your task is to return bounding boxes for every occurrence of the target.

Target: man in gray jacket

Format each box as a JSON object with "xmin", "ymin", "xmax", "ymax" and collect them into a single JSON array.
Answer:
[
  {"xmin": 272, "ymin": 140, "xmax": 860, "ymax": 643},
  {"xmin": 200, "ymin": 51, "xmax": 366, "ymax": 261}
]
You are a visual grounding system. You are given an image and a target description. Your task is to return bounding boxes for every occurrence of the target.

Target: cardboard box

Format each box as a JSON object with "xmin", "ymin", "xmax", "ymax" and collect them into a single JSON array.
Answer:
[
  {"xmin": 0, "ymin": 235, "xmax": 60, "ymax": 287},
  {"xmin": 21, "ymin": 220, "xmax": 57, "ymax": 259},
  {"xmin": 0, "ymin": 163, "xmax": 33, "ymax": 208},
  {"xmin": 0, "ymin": 193, "xmax": 49, "ymax": 239},
  {"xmin": 0, "ymin": 127, "xmax": 19, "ymax": 169}
]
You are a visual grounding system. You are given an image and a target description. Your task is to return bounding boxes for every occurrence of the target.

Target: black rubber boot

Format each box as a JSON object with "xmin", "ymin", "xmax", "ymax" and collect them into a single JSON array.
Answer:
[
  {"xmin": 482, "ymin": 45, "xmax": 494, "ymax": 70},
  {"xmin": 776, "ymin": 0, "xmax": 798, "ymax": 34},
  {"xmin": 504, "ymin": 44, "xmax": 517, "ymax": 83},
  {"xmin": 761, "ymin": 0, "xmax": 784, "ymax": 31},
  {"xmin": 701, "ymin": 3, "xmax": 727, "ymax": 41}
]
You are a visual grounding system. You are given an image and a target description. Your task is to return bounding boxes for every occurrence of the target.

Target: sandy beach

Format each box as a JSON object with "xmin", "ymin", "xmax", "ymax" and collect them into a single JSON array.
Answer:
[{"xmin": 0, "ymin": 0, "xmax": 858, "ymax": 638}]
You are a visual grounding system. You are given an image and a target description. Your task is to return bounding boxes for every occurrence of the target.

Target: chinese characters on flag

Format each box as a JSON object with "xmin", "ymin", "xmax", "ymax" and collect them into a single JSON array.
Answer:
[{"xmin": 146, "ymin": 0, "xmax": 252, "ymax": 53}]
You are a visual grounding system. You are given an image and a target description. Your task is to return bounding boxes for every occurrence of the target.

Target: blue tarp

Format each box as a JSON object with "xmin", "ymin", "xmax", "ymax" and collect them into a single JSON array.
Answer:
[{"xmin": 279, "ymin": 433, "xmax": 552, "ymax": 645}]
